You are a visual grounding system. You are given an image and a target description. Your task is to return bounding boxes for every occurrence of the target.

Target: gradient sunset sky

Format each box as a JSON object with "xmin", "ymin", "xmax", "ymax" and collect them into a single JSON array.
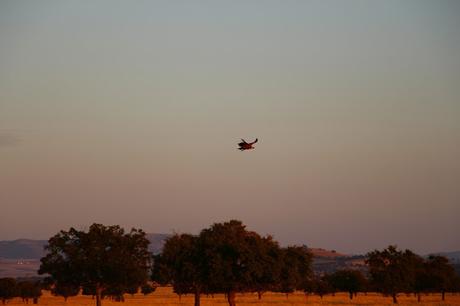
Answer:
[{"xmin": 1, "ymin": 0, "xmax": 459, "ymax": 254}]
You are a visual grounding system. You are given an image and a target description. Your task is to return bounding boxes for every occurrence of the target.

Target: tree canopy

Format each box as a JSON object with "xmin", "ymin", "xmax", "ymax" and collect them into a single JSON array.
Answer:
[
  {"xmin": 328, "ymin": 269, "xmax": 367, "ymax": 299},
  {"xmin": 152, "ymin": 233, "xmax": 205, "ymax": 306},
  {"xmin": 152, "ymin": 220, "xmax": 299, "ymax": 306},
  {"xmin": 0, "ymin": 278, "xmax": 17, "ymax": 304},
  {"xmin": 277, "ymin": 246, "xmax": 313, "ymax": 297},
  {"xmin": 39, "ymin": 223, "xmax": 152, "ymax": 306},
  {"xmin": 367, "ymin": 245, "xmax": 425, "ymax": 304}
]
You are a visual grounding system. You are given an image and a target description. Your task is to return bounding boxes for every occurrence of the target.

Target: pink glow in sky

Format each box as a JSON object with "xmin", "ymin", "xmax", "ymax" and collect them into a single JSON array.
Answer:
[{"xmin": 1, "ymin": 0, "xmax": 459, "ymax": 254}]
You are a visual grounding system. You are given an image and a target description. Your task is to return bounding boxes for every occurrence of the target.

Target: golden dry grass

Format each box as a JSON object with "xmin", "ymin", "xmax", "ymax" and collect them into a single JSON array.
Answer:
[{"xmin": 5, "ymin": 287, "xmax": 460, "ymax": 306}]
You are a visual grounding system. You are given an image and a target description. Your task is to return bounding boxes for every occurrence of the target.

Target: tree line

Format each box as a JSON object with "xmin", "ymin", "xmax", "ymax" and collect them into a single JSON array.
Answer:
[
  {"xmin": 0, "ymin": 221, "xmax": 458, "ymax": 305},
  {"xmin": 0, "ymin": 279, "xmax": 42, "ymax": 304}
]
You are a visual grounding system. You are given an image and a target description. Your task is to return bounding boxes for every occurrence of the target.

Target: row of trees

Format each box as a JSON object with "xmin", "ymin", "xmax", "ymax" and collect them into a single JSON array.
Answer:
[
  {"xmin": 0, "ymin": 221, "xmax": 457, "ymax": 306},
  {"xmin": 0, "ymin": 277, "xmax": 156, "ymax": 304},
  {"xmin": 152, "ymin": 220, "xmax": 313, "ymax": 306},
  {"xmin": 367, "ymin": 246, "xmax": 459, "ymax": 303},
  {"xmin": 0, "ymin": 279, "xmax": 42, "ymax": 304},
  {"xmin": 153, "ymin": 222, "xmax": 460, "ymax": 305}
]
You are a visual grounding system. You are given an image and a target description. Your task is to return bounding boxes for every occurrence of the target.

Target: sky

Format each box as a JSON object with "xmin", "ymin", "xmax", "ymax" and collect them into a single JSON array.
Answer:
[{"xmin": 0, "ymin": 0, "xmax": 459, "ymax": 254}]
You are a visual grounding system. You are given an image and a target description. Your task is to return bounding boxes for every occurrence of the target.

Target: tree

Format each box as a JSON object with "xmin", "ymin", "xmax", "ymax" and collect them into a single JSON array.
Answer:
[
  {"xmin": 198, "ymin": 220, "xmax": 284, "ymax": 306},
  {"xmin": 314, "ymin": 275, "xmax": 333, "ymax": 299},
  {"xmin": 39, "ymin": 223, "xmax": 152, "ymax": 306},
  {"xmin": 0, "ymin": 278, "xmax": 17, "ymax": 304},
  {"xmin": 328, "ymin": 269, "xmax": 367, "ymax": 299},
  {"xmin": 152, "ymin": 233, "xmax": 205, "ymax": 306},
  {"xmin": 412, "ymin": 256, "xmax": 428, "ymax": 302},
  {"xmin": 17, "ymin": 281, "xmax": 42, "ymax": 304},
  {"xmin": 277, "ymin": 246, "xmax": 313, "ymax": 298},
  {"xmin": 424, "ymin": 255, "xmax": 457, "ymax": 301},
  {"xmin": 245, "ymin": 235, "xmax": 282, "ymax": 300},
  {"xmin": 366, "ymin": 245, "xmax": 421, "ymax": 304}
]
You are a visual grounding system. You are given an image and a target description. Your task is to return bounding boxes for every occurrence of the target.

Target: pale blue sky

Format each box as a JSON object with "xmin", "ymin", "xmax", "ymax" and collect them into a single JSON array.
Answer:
[{"xmin": 1, "ymin": 0, "xmax": 459, "ymax": 254}]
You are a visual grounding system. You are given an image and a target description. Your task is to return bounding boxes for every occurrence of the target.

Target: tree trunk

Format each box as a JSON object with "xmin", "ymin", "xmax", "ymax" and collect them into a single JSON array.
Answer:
[
  {"xmin": 194, "ymin": 289, "xmax": 200, "ymax": 306},
  {"xmin": 33, "ymin": 297, "xmax": 38, "ymax": 304},
  {"xmin": 227, "ymin": 291, "xmax": 236, "ymax": 306},
  {"xmin": 349, "ymin": 291, "xmax": 353, "ymax": 300},
  {"xmin": 442, "ymin": 291, "xmax": 445, "ymax": 301},
  {"xmin": 96, "ymin": 287, "xmax": 103, "ymax": 306},
  {"xmin": 417, "ymin": 293, "xmax": 421, "ymax": 302},
  {"xmin": 257, "ymin": 291, "xmax": 263, "ymax": 300},
  {"xmin": 392, "ymin": 293, "xmax": 398, "ymax": 304}
]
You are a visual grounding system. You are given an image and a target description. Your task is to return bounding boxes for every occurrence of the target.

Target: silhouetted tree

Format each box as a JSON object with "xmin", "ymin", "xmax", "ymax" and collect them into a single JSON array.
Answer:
[
  {"xmin": 302, "ymin": 275, "xmax": 316, "ymax": 300},
  {"xmin": 245, "ymin": 235, "xmax": 282, "ymax": 300},
  {"xmin": 39, "ymin": 223, "xmax": 152, "ymax": 306},
  {"xmin": 452, "ymin": 275, "xmax": 460, "ymax": 295},
  {"xmin": 199, "ymin": 220, "xmax": 284, "ymax": 306},
  {"xmin": 0, "ymin": 278, "xmax": 17, "ymax": 304},
  {"xmin": 328, "ymin": 269, "xmax": 367, "ymax": 299},
  {"xmin": 314, "ymin": 275, "xmax": 333, "ymax": 299},
  {"xmin": 366, "ymin": 245, "xmax": 421, "ymax": 304},
  {"xmin": 424, "ymin": 255, "xmax": 458, "ymax": 301},
  {"xmin": 277, "ymin": 246, "xmax": 313, "ymax": 298},
  {"xmin": 152, "ymin": 233, "xmax": 205, "ymax": 306},
  {"xmin": 17, "ymin": 281, "xmax": 42, "ymax": 304}
]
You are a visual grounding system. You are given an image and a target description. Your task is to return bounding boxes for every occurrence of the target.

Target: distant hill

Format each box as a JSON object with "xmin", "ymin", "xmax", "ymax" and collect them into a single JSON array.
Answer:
[
  {"xmin": 0, "ymin": 233, "xmax": 170, "ymax": 278},
  {"xmin": 0, "ymin": 234, "xmax": 170, "ymax": 260},
  {"xmin": 308, "ymin": 248, "xmax": 347, "ymax": 258},
  {"xmin": 0, "ymin": 239, "xmax": 47, "ymax": 259},
  {"xmin": 426, "ymin": 251, "xmax": 460, "ymax": 263}
]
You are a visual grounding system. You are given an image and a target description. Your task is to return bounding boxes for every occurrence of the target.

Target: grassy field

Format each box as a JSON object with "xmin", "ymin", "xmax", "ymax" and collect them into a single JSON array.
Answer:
[{"xmin": 6, "ymin": 287, "xmax": 460, "ymax": 306}]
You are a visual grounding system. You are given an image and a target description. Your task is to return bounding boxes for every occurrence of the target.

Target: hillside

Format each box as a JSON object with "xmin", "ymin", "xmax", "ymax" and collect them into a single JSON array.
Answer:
[{"xmin": 0, "ymin": 234, "xmax": 169, "ymax": 260}]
